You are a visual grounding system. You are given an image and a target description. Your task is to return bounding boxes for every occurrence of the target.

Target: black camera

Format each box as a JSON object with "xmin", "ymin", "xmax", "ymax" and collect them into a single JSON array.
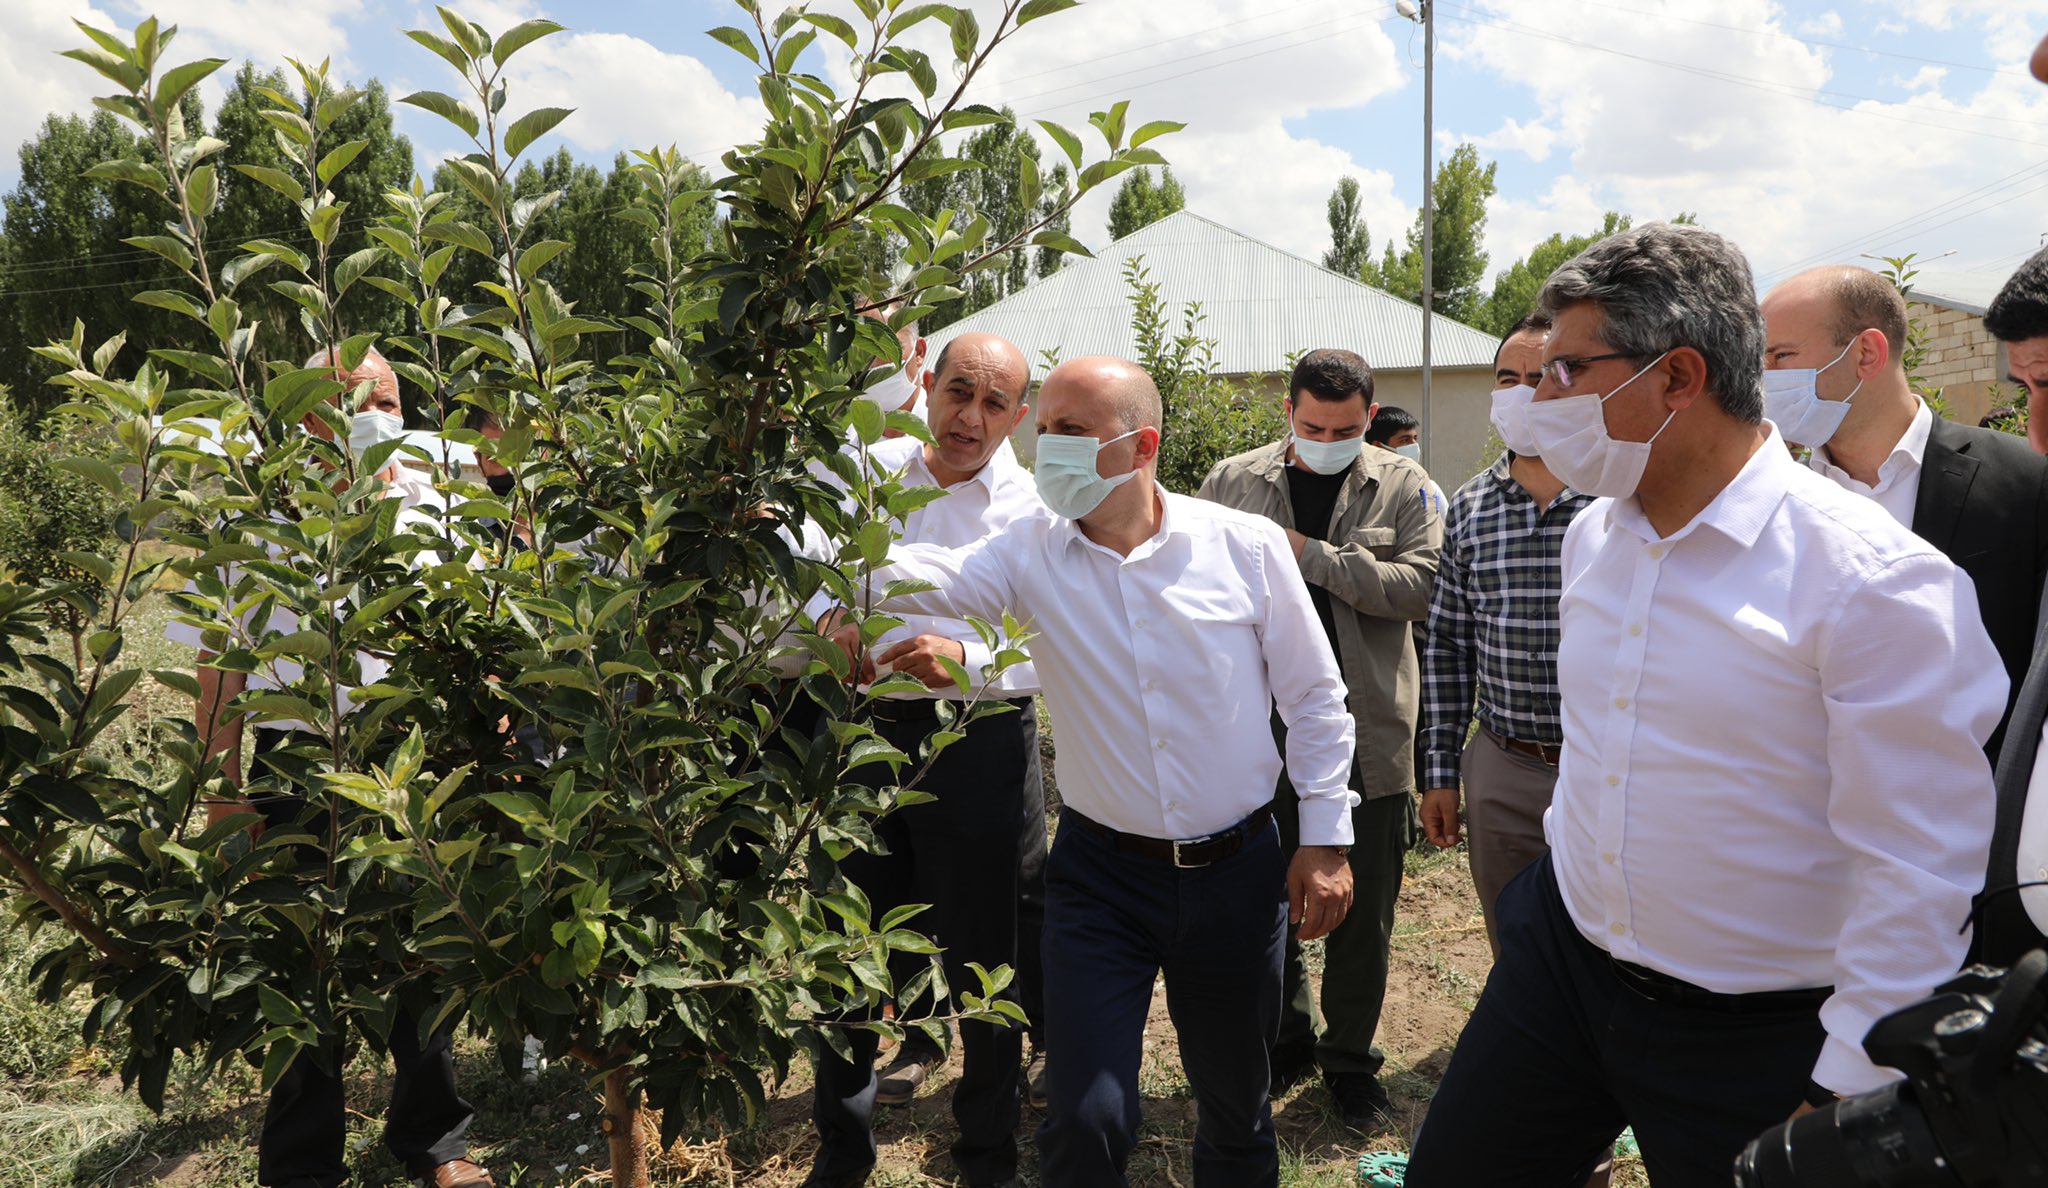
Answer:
[{"xmin": 1733, "ymin": 950, "xmax": 2048, "ymax": 1186}]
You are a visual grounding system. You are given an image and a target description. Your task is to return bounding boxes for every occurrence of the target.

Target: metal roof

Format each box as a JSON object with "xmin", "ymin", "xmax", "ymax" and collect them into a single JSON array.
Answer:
[
  {"xmin": 926, "ymin": 209, "xmax": 1500, "ymax": 375},
  {"xmin": 1902, "ymin": 268, "xmax": 2009, "ymax": 318}
]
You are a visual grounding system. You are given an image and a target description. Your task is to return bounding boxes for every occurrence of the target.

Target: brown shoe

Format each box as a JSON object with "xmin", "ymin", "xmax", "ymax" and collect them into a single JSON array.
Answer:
[{"xmin": 421, "ymin": 1159, "xmax": 495, "ymax": 1188}]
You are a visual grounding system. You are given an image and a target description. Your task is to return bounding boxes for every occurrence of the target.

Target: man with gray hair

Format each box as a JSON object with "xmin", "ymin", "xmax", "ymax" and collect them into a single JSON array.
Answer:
[{"xmin": 1406, "ymin": 223, "xmax": 2005, "ymax": 1188}]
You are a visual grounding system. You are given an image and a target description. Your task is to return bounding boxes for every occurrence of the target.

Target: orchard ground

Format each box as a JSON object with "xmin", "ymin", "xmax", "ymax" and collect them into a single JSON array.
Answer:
[{"xmin": 0, "ymin": 573, "xmax": 1649, "ymax": 1187}]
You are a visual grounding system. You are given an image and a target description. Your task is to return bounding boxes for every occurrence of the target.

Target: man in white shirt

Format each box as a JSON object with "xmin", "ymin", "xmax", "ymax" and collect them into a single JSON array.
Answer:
[
  {"xmin": 805, "ymin": 333, "xmax": 1049, "ymax": 1188},
  {"xmin": 853, "ymin": 356, "xmax": 1357, "ymax": 1188},
  {"xmin": 170, "ymin": 365, "xmax": 491, "ymax": 1188},
  {"xmin": 1761, "ymin": 265, "xmax": 2048, "ymax": 755},
  {"xmin": 1405, "ymin": 223, "xmax": 2006, "ymax": 1188}
]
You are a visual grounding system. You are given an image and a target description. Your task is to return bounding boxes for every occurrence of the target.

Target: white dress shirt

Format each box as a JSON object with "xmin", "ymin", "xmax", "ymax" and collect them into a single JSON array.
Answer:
[
  {"xmin": 1804, "ymin": 398, "xmax": 1932, "ymax": 528},
  {"xmin": 1552, "ymin": 429, "xmax": 2004, "ymax": 1095},
  {"xmin": 858, "ymin": 436, "xmax": 1043, "ymax": 698},
  {"xmin": 876, "ymin": 486, "xmax": 1358, "ymax": 845},
  {"xmin": 2019, "ymin": 729, "xmax": 2048, "ymax": 936}
]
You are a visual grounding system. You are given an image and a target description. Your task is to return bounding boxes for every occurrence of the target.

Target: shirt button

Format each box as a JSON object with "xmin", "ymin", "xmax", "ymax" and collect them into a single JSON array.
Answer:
[
  {"xmin": 1613, "ymin": 697, "xmax": 1629, "ymax": 710},
  {"xmin": 1609, "ymin": 922, "xmax": 1626, "ymax": 936},
  {"xmin": 1602, "ymin": 851, "xmax": 1616, "ymax": 864},
  {"xmin": 1144, "ymin": 679, "xmax": 1158, "ymax": 691},
  {"xmin": 1647, "ymin": 545, "xmax": 1665, "ymax": 559},
  {"xmin": 1166, "ymin": 799, "xmax": 1179, "ymax": 811},
  {"xmin": 1156, "ymin": 738, "xmax": 1168, "ymax": 750},
  {"xmin": 1628, "ymin": 624, "xmax": 1643, "ymax": 637},
  {"xmin": 1134, "ymin": 617, "xmax": 1148, "ymax": 628},
  {"xmin": 1606, "ymin": 774, "xmax": 1620, "ymax": 787}
]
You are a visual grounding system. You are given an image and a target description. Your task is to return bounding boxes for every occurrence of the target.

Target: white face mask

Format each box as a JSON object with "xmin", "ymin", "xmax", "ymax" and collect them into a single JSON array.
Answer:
[
  {"xmin": 1034, "ymin": 427, "xmax": 1142, "ymax": 520},
  {"xmin": 1490, "ymin": 384, "xmax": 1543, "ymax": 456},
  {"xmin": 859, "ymin": 367, "xmax": 919, "ymax": 413},
  {"xmin": 348, "ymin": 408, "xmax": 406, "ymax": 459},
  {"xmin": 1291, "ymin": 427, "xmax": 1364, "ymax": 475},
  {"xmin": 1393, "ymin": 442, "xmax": 1423, "ymax": 463},
  {"xmin": 1523, "ymin": 352, "xmax": 1673, "ymax": 499},
  {"xmin": 1762, "ymin": 338, "xmax": 1862, "ymax": 448}
]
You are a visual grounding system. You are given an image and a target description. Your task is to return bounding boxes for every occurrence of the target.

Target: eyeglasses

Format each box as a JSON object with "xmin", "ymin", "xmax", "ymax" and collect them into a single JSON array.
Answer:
[{"xmin": 1543, "ymin": 352, "xmax": 1636, "ymax": 391}]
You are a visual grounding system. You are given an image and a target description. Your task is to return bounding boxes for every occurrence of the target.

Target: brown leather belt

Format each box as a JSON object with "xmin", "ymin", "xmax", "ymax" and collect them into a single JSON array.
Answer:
[
  {"xmin": 1490, "ymin": 727, "xmax": 1563, "ymax": 766},
  {"xmin": 1065, "ymin": 806, "xmax": 1273, "ymax": 868}
]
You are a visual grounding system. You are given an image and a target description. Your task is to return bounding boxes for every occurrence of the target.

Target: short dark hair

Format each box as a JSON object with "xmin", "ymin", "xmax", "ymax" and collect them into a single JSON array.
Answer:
[
  {"xmin": 1985, "ymin": 247, "xmax": 2048, "ymax": 345},
  {"xmin": 1290, "ymin": 348, "xmax": 1373, "ymax": 405},
  {"xmin": 1493, "ymin": 310, "xmax": 1552, "ymax": 368},
  {"xmin": 1812, "ymin": 266, "xmax": 1908, "ymax": 367},
  {"xmin": 1366, "ymin": 405, "xmax": 1418, "ymax": 446}
]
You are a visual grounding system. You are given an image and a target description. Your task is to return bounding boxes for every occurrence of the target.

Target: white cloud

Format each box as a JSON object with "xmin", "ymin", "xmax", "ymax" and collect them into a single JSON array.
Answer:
[
  {"xmin": 1465, "ymin": 116, "xmax": 1561, "ymax": 163},
  {"xmin": 1798, "ymin": 11, "xmax": 1844, "ymax": 36},
  {"xmin": 1448, "ymin": 0, "xmax": 2048, "ymax": 288},
  {"xmin": 0, "ymin": 1, "xmax": 121, "ymax": 175},
  {"xmin": 1895, "ymin": 65, "xmax": 1949, "ymax": 92}
]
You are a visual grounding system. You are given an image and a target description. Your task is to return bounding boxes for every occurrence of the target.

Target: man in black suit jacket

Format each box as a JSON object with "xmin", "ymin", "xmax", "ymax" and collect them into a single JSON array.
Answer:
[{"xmin": 1763, "ymin": 266, "xmax": 2048, "ymax": 755}]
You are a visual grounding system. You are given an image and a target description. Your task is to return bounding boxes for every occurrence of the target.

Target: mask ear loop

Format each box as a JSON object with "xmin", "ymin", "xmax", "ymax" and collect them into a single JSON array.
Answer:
[
  {"xmin": 1601, "ymin": 351, "xmax": 1678, "ymax": 445},
  {"xmin": 1819, "ymin": 336, "xmax": 1865, "ymax": 407}
]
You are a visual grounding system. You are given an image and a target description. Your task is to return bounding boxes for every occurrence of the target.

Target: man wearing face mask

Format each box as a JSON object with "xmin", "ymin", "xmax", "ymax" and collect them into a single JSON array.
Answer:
[
  {"xmin": 1404, "ymin": 223, "xmax": 2004, "ymax": 1188},
  {"xmin": 847, "ymin": 356, "xmax": 1357, "ymax": 1187},
  {"xmin": 1195, "ymin": 348, "xmax": 1440, "ymax": 1132},
  {"xmin": 169, "ymin": 351, "xmax": 492, "ymax": 1188},
  {"xmin": 306, "ymin": 347, "xmax": 446, "ymax": 513},
  {"xmin": 1363, "ymin": 406, "xmax": 1446, "ymax": 515},
  {"xmin": 1760, "ymin": 265, "xmax": 2048, "ymax": 756},
  {"xmin": 1418, "ymin": 312, "xmax": 1602, "ymax": 957}
]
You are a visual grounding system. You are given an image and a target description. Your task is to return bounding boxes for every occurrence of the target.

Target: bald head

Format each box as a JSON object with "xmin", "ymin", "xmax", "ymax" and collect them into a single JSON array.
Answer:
[
  {"xmin": 1039, "ymin": 356, "xmax": 1162, "ymax": 437},
  {"xmin": 306, "ymin": 345, "xmax": 403, "ymax": 411},
  {"xmin": 1762, "ymin": 266, "xmax": 1907, "ymax": 373},
  {"xmin": 932, "ymin": 332, "xmax": 1029, "ymax": 395}
]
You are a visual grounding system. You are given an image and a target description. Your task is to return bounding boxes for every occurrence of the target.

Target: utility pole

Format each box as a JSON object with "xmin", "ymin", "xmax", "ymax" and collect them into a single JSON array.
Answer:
[{"xmin": 1398, "ymin": 0, "xmax": 1436, "ymax": 476}]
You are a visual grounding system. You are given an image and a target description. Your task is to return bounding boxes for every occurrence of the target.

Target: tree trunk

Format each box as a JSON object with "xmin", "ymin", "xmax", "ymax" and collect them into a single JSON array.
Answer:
[{"xmin": 602, "ymin": 1066, "xmax": 653, "ymax": 1188}]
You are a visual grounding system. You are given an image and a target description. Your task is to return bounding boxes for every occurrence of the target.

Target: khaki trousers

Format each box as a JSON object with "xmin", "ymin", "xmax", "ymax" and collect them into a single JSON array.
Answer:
[{"xmin": 1461, "ymin": 727, "xmax": 1562, "ymax": 957}]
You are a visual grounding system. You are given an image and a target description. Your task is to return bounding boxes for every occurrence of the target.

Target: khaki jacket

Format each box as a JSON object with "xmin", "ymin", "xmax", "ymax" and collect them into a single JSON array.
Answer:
[{"xmin": 1197, "ymin": 440, "xmax": 1443, "ymax": 798}]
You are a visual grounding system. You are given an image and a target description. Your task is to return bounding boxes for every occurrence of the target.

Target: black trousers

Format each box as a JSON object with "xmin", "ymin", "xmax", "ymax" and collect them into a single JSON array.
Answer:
[
  {"xmin": 258, "ymin": 1012, "xmax": 473, "ymax": 1186},
  {"xmin": 811, "ymin": 697, "xmax": 1041, "ymax": 1185},
  {"xmin": 1036, "ymin": 809, "xmax": 1286, "ymax": 1188},
  {"xmin": 1406, "ymin": 855, "xmax": 1827, "ymax": 1188},
  {"xmin": 247, "ymin": 730, "xmax": 476, "ymax": 1187}
]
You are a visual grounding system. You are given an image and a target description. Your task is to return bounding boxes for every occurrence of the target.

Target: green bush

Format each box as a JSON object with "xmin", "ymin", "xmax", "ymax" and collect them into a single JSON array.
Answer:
[
  {"xmin": 0, "ymin": 396, "xmax": 119, "ymax": 635},
  {"xmin": 1122, "ymin": 258, "xmax": 1284, "ymax": 492}
]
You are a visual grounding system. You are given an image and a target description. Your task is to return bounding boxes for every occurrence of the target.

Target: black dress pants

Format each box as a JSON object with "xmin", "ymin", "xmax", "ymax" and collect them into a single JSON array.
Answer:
[
  {"xmin": 1406, "ymin": 855, "xmax": 1828, "ymax": 1188},
  {"xmin": 810, "ymin": 697, "xmax": 1040, "ymax": 1185},
  {"xmin": 248, "ymin": 730, "xmax": 476, "ymax": 1186}
]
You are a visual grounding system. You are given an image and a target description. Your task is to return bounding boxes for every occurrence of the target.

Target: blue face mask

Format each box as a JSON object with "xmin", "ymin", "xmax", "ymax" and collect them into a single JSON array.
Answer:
[{"xmin": 1034, "ymin": 427, "xmax": 1143, "ymax": 520}]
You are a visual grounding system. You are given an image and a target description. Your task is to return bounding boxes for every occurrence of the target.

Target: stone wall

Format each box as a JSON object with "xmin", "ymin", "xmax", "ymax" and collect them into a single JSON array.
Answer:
[{"xmin": 1910, "ymin": 300, "xmax": 2009, "ymax": 425}]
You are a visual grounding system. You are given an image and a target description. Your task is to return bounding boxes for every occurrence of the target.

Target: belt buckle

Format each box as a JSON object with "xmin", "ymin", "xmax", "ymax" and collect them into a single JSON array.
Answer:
[{"xmin": 1172, "ymin": 833, "xmax": 1216, "ymax": 868}]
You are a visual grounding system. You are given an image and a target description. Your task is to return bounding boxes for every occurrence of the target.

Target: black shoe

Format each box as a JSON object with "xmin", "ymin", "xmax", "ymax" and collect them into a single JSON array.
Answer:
[
  {"xmin": 1025, "ymin": 1047, "xmax": 1049, "ymax": 1110},
  {"xmin": 1269, "ymin": 1057, "xmax": 1316, "ymax": 1097},
  {"xmin": 799, "ymin": 1177, "xmax": 869, "ymax": 1188},
  {"xmin": 874, "ymin": 1048, "xmax": 933, "ymax": 1106},
  {"xmin": 1328, "ymin": 1072, "xmax": 1394, "ymax": 1133}
]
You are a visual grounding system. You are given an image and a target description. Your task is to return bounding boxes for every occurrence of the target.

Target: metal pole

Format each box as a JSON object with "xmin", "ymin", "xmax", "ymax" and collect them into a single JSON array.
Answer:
[{"xmin": 1419, "ymin": 0, "xmax": 1435, "ymax": 477}]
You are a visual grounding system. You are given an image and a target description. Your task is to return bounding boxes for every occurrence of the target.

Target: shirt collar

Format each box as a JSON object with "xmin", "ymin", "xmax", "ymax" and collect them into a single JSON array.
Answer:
[
  {"xmin": 907, "ymin": 436, "xmax": 1021, "ymax": 494},
  {"xmin": 1055, "ymin": 481, "xmax": 1182, "ymax": 558},
  {"xmin": 1808, "ymin": 397, "xmax": 1931, "ymax": 490},
  {"xmin": 1603, "ymin": 425, "xmax": 1793, "ymax": 550}
]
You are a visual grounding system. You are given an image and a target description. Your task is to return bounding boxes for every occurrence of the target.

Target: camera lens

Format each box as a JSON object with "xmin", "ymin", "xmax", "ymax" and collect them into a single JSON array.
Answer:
[{"xmin": 1733, "ymin": 1084, "xmax": 1954, "ymax": 1188}]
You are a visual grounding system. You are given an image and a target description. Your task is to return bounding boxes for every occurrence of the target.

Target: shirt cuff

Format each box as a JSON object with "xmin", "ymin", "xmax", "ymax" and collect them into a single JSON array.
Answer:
[
  {"xmin": 1294, "ymin": 791, "xmax": 1357, "ymax": 848},
  {"xmin": 1811, "ymin": 1032, "xmax": 1898, "ymax": 1097},
  {"xmin": 1422, "ymin": 747, "xmax": 1462, "ymax": 791},
  {"xmin": 958, "ymin": 636, "xmax": 994, "ymax": 689}
]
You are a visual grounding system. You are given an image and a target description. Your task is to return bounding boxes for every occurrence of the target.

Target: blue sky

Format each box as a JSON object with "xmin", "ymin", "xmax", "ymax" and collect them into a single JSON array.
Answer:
[{"xmin": 3, "ymin": 0, "xmax": 2045, "ymax": 300}]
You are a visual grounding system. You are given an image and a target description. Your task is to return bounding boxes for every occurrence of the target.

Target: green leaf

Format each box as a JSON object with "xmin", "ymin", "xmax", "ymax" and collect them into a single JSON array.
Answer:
[
  {"xmin": 184, "ymin": 164, "xmax": 218, "ymax": 216},
  {"xmin": 1128, "ymin": 119, "xmax": 1185, "ymax": 149},
  {"xmin": 803, "ymin": 12, "xmax": 859, "ymax": 49},
  {"xmin": 773, "ymin": 29, "xmax": 816, "ymax": 74},
  {"xmin": 503, "ymin": 106, "xmax": 573, "ymax": 160},
  {"xmin": 56, "ymin": 456, "xmax": 125, "ymax": 497},
  {"xmin": 1090, "ymin": 100, "xmax": 1130, "ymax": 151},
  {"xmin": 706, "ymin": 26, "xmax": 761, "ymax": 66},
  {"xmin": 902, "ymin": 156, "xmax": 982, "ymax": 185},
  {"xmin": 399, "ymin": 90, "xmax": 481, "ymax": 140},
  {"xmin": 82, "ymin": 159, "xmax": 167, "ymax": 196},
  {"xmin": 120, "ymin": 235, "xmax": 194, "ymax": 271},
  {"xmin": 515, "ymin": 238, "xmax": 571, "ymax": 280},
  {"xmin": 1031, "ymin": 229, "xmax": 1091, "ymax": 258},
  {"xmin": 316, "ymin": 139, "xmax": 369, "ymax": 186},
  {"xmin": 405, "ymin": 28, "xmax": 471, "ymax": 74},
  {"xmin": 1037, "ymin": 120, "xmax": 1083, "ymax": 170},
  {"xmin": 949, "ymin": 8, "xmax": 980, "ymax": 62},
  {"xmin": 439, "ymin": 6, "xmax": 491, "ymax": 59},
  {"xmin": 257, "ymin": 984, "xmax": 301, "ymax": 1027},
  {"xmin": 231, "ymin": 164, "xmax": 305, "ymax": 204},
  {"xmin": 154, "ymin": 56, "xmax": 226, "ymax": 113},
  {"xmin": 308, "ymin": 204, "xmax": 345, "ymax": 246},
  {"xmin": 133, "ymin": 290, "xmax": 208, "ymax": 321},
  {"xmin": 421, "ymin": 220, "xmax": 495, "ymax": 256},
  {"xmin": 888, "ymin": 3, "xmax": 954, "ymax": 37},
  {"xmin": 1017, "ymin": 0, "xmax": 1081, "ymax": 24},
  {"xmin": 60, "ymin": 47, "xmax": 144, "ymax": 92},
  {"xmin": 492, "ymin": 18, "xmax": 566, "ymax": 65},
  {"xmin": 239, "ymin": 239, "xmax": 311, "ymax": 273}
]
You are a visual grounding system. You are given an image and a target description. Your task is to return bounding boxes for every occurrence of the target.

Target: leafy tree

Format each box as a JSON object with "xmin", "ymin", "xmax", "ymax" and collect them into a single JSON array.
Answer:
[
  {"xmin": 1479, "ymin": 211, "xmax": 1633, "ymax": 336},
  {"xmin": 0, "ymin": 110, "xmax": 181, "ymax": 413},
  {"xmin": 1322, "ymin": 175, "xmax": 1375, "ymax": 282},
  {"xmin": 902, "ymin": 108, "xmax": 1077, "ymax": 330},
  {"xmin": 1376, "ymin": 143, "xmax": 1497, "ymax": 325},
  {"xmin": 6, "ymin": 9, "xmax": 1174, "ymax": 1188},
  {"xmin": 207, "ymin": 64, "xmax": 415, "ymax": 372},
  {"xmin": 1105, "ymin": 164, "xmax": 1185, "ymax": 241}
]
